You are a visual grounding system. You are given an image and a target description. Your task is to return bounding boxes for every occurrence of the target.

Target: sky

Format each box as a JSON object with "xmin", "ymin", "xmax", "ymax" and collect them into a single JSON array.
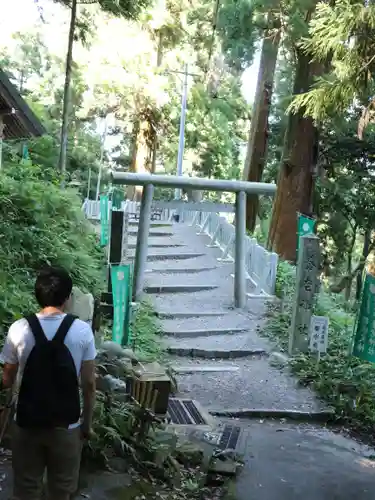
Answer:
[{"xmin": 0, "ymin": 0, "xmax": 260, "ymax": 105}]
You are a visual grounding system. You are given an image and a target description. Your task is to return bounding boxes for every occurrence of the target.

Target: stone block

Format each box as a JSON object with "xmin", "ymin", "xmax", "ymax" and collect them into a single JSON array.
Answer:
[
  {"xmin": 208, "ymin": 458, "xmax": 239, "ymax": 477},
  {"xmin": 65, "ymin": 286, "xmax": 94, "ymax": 324},
  {"xmin": 175, "ymin": 442, "xmax": 204, "ymax": 467}
]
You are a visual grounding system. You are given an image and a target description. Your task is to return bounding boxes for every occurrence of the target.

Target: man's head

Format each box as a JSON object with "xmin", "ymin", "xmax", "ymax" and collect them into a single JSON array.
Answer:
[{"xmin": 35, "ymin": 266, "xmax": 73, "ymax": 310}]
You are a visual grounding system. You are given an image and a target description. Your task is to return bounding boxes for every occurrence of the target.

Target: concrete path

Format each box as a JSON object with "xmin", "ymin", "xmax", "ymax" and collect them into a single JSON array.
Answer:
[
  {"xmin": 234, "ymin": 420, "xmax": 375, "ymax": 500},
  {"xmin": 142, "ymin": 220, "xmax": 325, "ymax": 415}
]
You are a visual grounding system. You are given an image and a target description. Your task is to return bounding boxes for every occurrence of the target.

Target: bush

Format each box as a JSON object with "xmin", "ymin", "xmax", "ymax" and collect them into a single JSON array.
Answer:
[
  {"xmin": 0, "ymin": 161, "xmax": 104, "ymax": 330},
  {"xmin": 265, "ymin": 260, "xmax": 375, "ymax": 436}
]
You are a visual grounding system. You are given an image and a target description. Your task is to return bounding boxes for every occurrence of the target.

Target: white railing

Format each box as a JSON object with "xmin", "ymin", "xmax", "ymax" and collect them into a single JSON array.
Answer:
[
  {"xmin": 83, "ymin": 200, "xmax": 278, "ymax": 297},
  {"xmin": 183, "ymin": 210, "xmax": 278, "ymax": 297},
  {"xmin": 82, "ymin": 199, "xmax": 172, "ymax": 221}
]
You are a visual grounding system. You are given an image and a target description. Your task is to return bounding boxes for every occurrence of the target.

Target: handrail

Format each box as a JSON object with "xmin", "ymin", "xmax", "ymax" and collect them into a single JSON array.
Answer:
[{"xmin": 111, "ymin": 172, "xmax": 276, "ymax": 196}]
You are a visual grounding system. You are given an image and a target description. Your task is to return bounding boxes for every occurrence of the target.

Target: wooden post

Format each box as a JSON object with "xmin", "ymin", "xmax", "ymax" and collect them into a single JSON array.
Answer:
[{"xmin": 289, "ymin": 234, "xmax": 320, "ymax": 354}]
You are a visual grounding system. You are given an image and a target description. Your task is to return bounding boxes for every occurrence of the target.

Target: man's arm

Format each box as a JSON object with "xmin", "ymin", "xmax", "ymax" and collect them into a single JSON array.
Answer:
[
  {"xmin": 1, "ymin": 326, "xmax": 19, "ymax": 391},
  {"xmin": 81, "ymin": 359, "xmax": 96, "ymax": 437},
  {"xmin": 80, "ymin": 327, "xmax": 97, "ymax": 438},
  {"xmin": 2, "ymin": 363, "xmax": 18, "ymax": 390}
]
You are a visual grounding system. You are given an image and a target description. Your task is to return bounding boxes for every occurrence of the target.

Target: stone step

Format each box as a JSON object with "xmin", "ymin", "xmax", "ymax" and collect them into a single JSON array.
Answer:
[
  {"xmin": 129, "ymin": 221, "xmax": 172, "ymax": 227},
  {"xmin": 167, "ymin": 346, "xmax": 266, "ymax": 359},
  {"xmin": 163, "ymin": 327, "xmax": 247, "ymax": 338},
  {"xmin": 208, "ymin": 407, "xmax": 335, "ymax": 421},
  {"xmin": 160, "ymin": 314, "xmax": 257, "ymax": 333},
  {"xmin": 147, "ymin": 267, "xmax": 218, "ymax": 274},
  {"xmin": 145, "ymin": 285, "xmax": 218, "ymax": 294},
  {"xmin": 156, "ymin": 311, "xmax": 228, "ymax": 319},
  {"xmin": 128, "ymin": 230, "xmax": 173, "ymax": 237},
  {"xmin": 128, "ymin": 243, "xmax": 185, "ymax": 249},
  {"xmin": 128, "ymin": 252, "xmax": 205, "ymax": 261},
  {"xmin": 164, "ymin": 331, "xmax": 269, "ymax": 354}
]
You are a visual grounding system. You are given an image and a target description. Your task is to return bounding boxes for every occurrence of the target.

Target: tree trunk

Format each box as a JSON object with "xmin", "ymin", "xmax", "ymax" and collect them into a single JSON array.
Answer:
[
  {"xmin": 128, "ymin": 118, "xmax": 150, "ymax": 201},
  {"xmin": 149, "ymin": 32, "xmax": 164, "ymax": 174},
  {"xmin": 345, "ymin": 226, "xmax": 357, "ymax": 302},
  {"xmin": 268, "ymin": 50, "xmax": 321, "ymax": 262},
  {"xmin": 243, "ymin": 22, "xmax": 280, "ymax": 232},
  {"xmin": 58, "ymin": 0, "xmax": 77, "ymax": 178},
  {"xmin": 356, "ymin": 229, "xmax": 371, "ymax": 300}
]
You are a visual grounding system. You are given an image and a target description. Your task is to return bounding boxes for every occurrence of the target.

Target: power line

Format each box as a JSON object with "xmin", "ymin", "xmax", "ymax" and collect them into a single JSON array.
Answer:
[{"xmin": 206, "ymin": 0, "xmax": 221, "ymax": 74}]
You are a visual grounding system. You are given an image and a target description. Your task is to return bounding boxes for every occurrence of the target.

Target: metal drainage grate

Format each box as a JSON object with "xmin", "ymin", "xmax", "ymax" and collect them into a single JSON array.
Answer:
[
  {"xmin": 218, "ymin": 425, "xmax": 241, "ymax": 450},
  {"xmin": 167, "ymin": 398, "xmax": 208, "ymax": 425}
]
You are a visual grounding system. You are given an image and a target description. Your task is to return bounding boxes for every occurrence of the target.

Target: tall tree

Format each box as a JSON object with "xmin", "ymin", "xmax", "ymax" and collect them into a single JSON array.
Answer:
[
  {"xmin": 268, "ymin": 49, "xmax": 322, "ymax": 261},
  {"xmin": 55, "ymin": 0, "xmax": 152, "ymax": 177},
  {"xmin": 242, "ymin": 20, "xmax": 280, "ymax": 232},
  {"xmin": 58, "ymin": 0, "xmax": 78, "ymax": 177}
]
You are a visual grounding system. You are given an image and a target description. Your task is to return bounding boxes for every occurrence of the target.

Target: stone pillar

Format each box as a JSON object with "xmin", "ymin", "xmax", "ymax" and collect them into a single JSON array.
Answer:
[
  {"xmin": 289, "ymin": 234, "xmax": 320, "ymax": 355},
  {"xmin": 133, "ymin": 183, "xmax": 154, "ymax": 301},
  {"xmin": 234, "ymin": 190, "xmax": 246, "ymax": 308}
]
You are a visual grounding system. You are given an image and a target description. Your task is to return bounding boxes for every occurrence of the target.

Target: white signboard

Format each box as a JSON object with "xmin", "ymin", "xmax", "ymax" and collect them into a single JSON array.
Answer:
[{"xmin": 309, "ymin": 315, "xmax": 329, "ymax": 354}]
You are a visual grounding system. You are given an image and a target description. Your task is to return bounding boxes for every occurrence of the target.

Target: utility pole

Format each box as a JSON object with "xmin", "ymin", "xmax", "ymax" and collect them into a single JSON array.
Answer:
[
  {"xmin": 95, "ymin": 117, "xmax": 108, "ymax": 201},
  {"xmin": 175, "ymin": 64, "xmax": 188, "ymax": 200},
  {"xmin": 86, "ymin": 166, "xmax": 92, "ymax": 199}
]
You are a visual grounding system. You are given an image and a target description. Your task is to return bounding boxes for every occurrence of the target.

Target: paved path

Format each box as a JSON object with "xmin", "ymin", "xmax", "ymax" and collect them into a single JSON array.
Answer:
[{"xmin": 142, "ymin": 220, "xmax": 324, "ymax": 414}]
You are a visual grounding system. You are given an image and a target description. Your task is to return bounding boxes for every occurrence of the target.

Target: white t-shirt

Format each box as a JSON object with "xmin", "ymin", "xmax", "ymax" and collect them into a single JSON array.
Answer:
[{"xmin": 0, "ymin": 313, "xmax": 97, "ymax": 429}]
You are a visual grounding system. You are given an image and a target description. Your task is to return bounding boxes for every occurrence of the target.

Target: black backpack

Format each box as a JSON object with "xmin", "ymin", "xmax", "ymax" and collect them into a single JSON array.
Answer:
[{"xmin": 17, "ymin": 314, "xmax": 81, "ymax": 429}]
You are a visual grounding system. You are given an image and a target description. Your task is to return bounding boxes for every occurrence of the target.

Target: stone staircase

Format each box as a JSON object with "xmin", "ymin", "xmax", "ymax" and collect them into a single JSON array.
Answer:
[{"xmin": 129, "ymin": 218, "xmax": 328, "ymax": 419}]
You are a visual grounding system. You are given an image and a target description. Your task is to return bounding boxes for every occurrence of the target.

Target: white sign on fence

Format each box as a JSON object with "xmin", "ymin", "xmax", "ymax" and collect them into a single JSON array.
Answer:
[{"xmin": 309, "ymin": 315, "xmax": 329, "ymax": 354}]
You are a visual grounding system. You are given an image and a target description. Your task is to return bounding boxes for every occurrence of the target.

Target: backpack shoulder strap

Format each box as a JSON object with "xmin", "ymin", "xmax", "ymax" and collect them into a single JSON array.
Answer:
[
  {"xmin": 53, "ymin": 314, "xmax": 77, "ymax": 344},
  {"xmin": 25, "ymin": 314, "xmax": 47, "ymax": 345}
]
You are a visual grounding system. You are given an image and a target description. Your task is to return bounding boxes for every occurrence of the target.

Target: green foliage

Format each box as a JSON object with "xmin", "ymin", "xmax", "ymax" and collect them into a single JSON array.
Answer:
[
  {"xmin": 217, "ymin": 0, "xmax": 258, "ymax": 69},
  {"xmin": 289, "ymin": 0, "xmax": 375, "ymax": 120},
  {"xmin": 56, "ymin": 0, "xmax": 152, "ymax": 20},
  {"xmin": 265, "ymin": 261, "xmax": 375, "ymax": 434},
  {"xmin": 131, "ymin": 300, "xmax": 164, "ymax": 361},
  {"xmin": 0, "ymin": 160, "xmax": 104, "ymax": 328}
]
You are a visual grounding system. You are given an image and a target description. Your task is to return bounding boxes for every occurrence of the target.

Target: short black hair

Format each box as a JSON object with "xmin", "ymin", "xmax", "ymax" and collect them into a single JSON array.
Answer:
[{"xmin": 35, "ymin": 266, "xmax": 73, "ymax": 308}]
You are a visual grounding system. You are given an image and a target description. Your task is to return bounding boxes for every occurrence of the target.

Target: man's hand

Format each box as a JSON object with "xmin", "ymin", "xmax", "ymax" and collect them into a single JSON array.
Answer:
[{"xmin": 80, "ymin": 423, "xmax": 94, "ymax": 441}]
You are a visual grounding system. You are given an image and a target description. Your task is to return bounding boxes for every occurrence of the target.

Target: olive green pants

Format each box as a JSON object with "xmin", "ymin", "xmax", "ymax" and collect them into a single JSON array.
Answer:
[{"xmin": 12, "ymin": 424, "xmax": 82, "ymax": 500}]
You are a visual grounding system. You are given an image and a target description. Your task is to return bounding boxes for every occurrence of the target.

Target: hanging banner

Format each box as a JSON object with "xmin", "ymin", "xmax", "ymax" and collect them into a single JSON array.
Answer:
[
  {"xmin": 110, "ymin": 264, "xmax": 131, "ymax": 345},
  {"xmin": 297, "ymin": 214, "xmax": 316, "ymax": 252},
  {"xmin": 352, "ymin": 273, "xmax": 375, "ymax": 362},
  {"xmin": 112, "ymin": 189, "xmax": 123, "ymax": 210},
  {"xmin": 100, "ymin": 195, "xmax": 109, "ymax": 247}
]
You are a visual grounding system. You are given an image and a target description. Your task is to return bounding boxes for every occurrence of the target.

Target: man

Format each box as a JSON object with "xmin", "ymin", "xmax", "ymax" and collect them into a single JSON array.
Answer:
[{"xmin": 0, "ymin": 266, "xmax": 96, "ymax": 500}]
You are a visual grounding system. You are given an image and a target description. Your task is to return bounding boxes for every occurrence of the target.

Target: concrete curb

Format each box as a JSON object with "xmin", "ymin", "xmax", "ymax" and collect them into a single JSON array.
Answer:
[
  {"xmin": 164, "ymin": 327, "xmax": 247, "ymax": 338},
  {"xmin": 208, "ymin": 407, "xmax": 335, "ymax": 422},
  {"xmin": 166, "ymin": 347, "xmax": 267, "ymax": 359},
  {"xmin": 128, "ymin": 253, "xmax": 205, "ymax": 261},
  {"xmin": 145, "ymin": 285, "xmax": 219, "ymax": 294},
  {"xmin": 269, "ymin": 351, "xmax": 290, "ymax": 368},
  {"xmin": 156, "ymin": 311, "xmax": 228, "ymax": 319},
  {"xmin": 171, "ymin": 365, "xmax": 240, "ymax": 374}
]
